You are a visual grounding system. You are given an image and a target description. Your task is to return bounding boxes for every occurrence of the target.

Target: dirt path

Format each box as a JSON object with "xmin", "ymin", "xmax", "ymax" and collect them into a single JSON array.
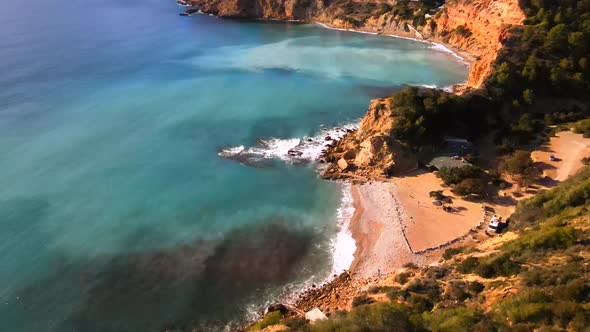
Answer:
[{"xmin": 532, "ymin": 131, "xmax": 590, "ymax": 181}]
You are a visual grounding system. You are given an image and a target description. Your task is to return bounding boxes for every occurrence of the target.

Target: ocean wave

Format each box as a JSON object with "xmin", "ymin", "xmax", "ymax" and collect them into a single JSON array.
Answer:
[
  {"xmin": 331, "ymin": 182, "xmax": 357, "ymax": 275},
  {"xmin": 428, "ymin": 42, "xmax": 465, "ymax": 62},
  {"xmin": 417, "ymin": 84, "xmax": 438, "ymax": 89},
  {"xmin": 218, "ymin": 122, "xmax": 359, "ymax": 165}
]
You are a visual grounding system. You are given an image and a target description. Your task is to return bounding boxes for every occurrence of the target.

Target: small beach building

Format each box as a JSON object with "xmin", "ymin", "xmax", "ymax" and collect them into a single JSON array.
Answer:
[
  {"xmin": 426, "ymin": 138, "xmax": 473, "ymax": 170},
  {"xmin": 305, "ymin": 308, "xmax": 328, "ymax": 323},
  {"xmin": 427, "ymin": 156, "xmax": 472, "ymax": 170}
]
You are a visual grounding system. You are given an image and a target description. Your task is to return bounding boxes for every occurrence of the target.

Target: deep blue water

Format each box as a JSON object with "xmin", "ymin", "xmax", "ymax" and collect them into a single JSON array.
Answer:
[{"xmin": 0, "ymin": 0, "xmax": 467, "ymax": 330}]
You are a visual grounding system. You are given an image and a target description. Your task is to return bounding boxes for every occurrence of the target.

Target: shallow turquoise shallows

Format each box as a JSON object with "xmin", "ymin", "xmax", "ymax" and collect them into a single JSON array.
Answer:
[{"xmin": 0, "ymin": 0, "xmax": 467, "ymax": 330}]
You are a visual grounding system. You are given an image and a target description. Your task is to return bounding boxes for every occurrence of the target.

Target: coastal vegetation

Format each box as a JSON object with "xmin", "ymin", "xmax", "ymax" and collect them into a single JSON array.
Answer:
[
  {"xmin": 436, "ymin": 166, "xmax": 485, "ymax": 196},
  {"xmin": 329, "ymin": 0, "xmax": 440, "ymax": 28},
  {"xmin": 574, "ymin": 118, "xmax": 590, "ymax": 137}
]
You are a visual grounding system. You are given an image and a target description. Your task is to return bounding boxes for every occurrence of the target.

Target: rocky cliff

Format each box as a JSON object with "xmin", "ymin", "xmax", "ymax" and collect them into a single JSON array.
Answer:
[
  {"xmin": 184, "ymin": 0, "xmax": 328, "ymax": 19},
  {"xmin": 428, "ymin": 0, "xmax": 525, "ymax": 88},
  {"xmin": 321, "ymin": 98, "xmax": 418, "ymax": 179}
]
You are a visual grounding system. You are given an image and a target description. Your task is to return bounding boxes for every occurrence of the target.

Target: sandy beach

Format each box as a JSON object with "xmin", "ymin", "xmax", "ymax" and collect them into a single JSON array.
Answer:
[
  {"xmin": 347, "ymin": 176, "xmax": 485, "ymax": 279},
  {"xmin": 348, "ymin": 182, "xmax": 420, "ymax": 279}
]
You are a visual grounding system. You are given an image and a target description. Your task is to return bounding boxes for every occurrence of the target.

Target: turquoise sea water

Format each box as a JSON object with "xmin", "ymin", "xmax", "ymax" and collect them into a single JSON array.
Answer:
[{"xmin": 0, "ymin": 0, "xmax": 467, "ymax": 330}]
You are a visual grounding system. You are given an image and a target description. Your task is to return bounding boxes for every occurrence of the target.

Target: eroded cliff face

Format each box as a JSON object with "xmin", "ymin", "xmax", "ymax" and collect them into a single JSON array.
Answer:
[
  {"xmin": 186, "ymin": 0, "xmax": 328, "ymax": 19},
  {"xmin": 321, "ymin": 99, "xmax": 418, "ymax": 179},
  {"xmin": 427, "ymin": 0, "xmax": 525, "ymax": 88}
]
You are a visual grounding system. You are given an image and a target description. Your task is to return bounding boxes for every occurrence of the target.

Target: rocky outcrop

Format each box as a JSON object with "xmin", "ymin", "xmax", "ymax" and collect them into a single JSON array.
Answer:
[
  {"xmin": 186, "ymin": 0, "xmax": 328, "ymax": 19},
  {"xmin": 321, "ymin": 98, "xmax": 418, "ymax": 180}
]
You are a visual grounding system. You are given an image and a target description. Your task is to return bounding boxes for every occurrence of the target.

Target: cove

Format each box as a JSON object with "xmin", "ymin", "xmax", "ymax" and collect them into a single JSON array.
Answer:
[{"xmin": 0, "ymin": 0, "xmax": 468, "ymax": 330}]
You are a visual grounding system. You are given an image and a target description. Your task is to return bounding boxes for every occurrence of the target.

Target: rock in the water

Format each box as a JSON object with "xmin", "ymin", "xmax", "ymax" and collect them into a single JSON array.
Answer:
[{"xmin": 288, "ymin": 149, "xmax": 303, "ymax": 157}]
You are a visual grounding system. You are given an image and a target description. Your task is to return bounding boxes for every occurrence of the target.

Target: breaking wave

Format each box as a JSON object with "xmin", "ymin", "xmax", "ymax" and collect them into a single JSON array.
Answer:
[{"xmin": 218, "ymin": 122, "xmax": 359, "ymax": 166}]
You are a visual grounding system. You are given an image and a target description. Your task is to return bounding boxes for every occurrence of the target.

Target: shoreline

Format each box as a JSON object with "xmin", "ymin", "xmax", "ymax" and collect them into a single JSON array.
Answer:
[
  {"xmin": 312, "ymin": 21, "xmax": 475, "ymax": 68},
  {"xmin": 179, "ymin": 4, "xmax": 475, "ymax": 73}
]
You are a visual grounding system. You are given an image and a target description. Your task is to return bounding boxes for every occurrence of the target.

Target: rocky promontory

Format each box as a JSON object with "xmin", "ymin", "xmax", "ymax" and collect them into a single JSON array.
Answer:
[{"xmin": 321, "ymin": 98, "xmax": 418, "ymax": 180}]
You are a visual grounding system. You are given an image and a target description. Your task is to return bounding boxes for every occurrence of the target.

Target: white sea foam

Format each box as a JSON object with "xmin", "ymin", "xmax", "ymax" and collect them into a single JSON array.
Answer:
[
  {"xmin": 417, "ymin": 84, "xmax": 438, "ymax": 89},
  {"xmin": 218, "ymin": 122, "xmax": 359, "ymax": 164},
  {"xmin": 273, "ymin": 182, "xmax": 357, "ymax": 308},
  {"xmin": 176, "ymin": 0, "xmax": 191, "ymax": 7},
  {"xmin": 429, "ymin": 42, "xmax": 465, "ymax": 62},
  {"xmin": 331, "ymin": 182, "xmax": 357, "ymax": 275},
  {"xmin": 314, "ymin": 22, "xmax": 467, "ymax": 64},
  {"xmin": 442, "ymin": 85, "xmax": 456, "ymax": 93}
]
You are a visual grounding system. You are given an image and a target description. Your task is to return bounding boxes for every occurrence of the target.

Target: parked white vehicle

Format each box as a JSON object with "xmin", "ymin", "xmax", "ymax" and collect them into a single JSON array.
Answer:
[{"xmin": 488, "ymin": 215, "xmax": 502, "ymax": 233}]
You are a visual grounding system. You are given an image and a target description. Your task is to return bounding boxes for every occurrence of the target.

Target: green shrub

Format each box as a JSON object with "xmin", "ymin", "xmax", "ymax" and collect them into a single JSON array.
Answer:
[
  {"xmin": 443, "ymin": 246, "xmax": 466, "ymax": 260},
  {"xmin": 573, "ymin": 119, "xmax": 590, "ymax": 137},
  {"xmin": 249, "ymin": 311, "xmax": 282, "ymax": 331},
  {"xmin": 424, "ymin": 306, "xmax": 483, "ymax": 332},
  {"xmin": 367, "ymin": 285, "xmax": 397, "ymax": 294},
  {"xmin": 424, "ymin": 266, "xmax": 449, "ymax": 279},
  {"xmin": 467, "ymin": 281, "xmax": 485, "ymax": 294},
  {"xmin": 445, "ymin": 281, "xmax": 470, "ymax": 301},
  {"xmin": 511, "ymin": 166, "xmax": 590, "ymax": 228},
  {"xmin": 385, "ymin": 287, "xmax": 403, "ymax": 302},
  {"xmin": 437, "ymin": 166, "xmax": 482, "ymax": 186},
  {"xmin": 456, "ymin": 254, "xmax": 520, "ymax": 278},
  {"xmin": 352, "ymin": 294, "xmax": 375, "ymax": 307},
  {"xmin": 456, "ymin": 256, "xmax": 479, "ymax": 274},
  {"xmin": 553, "ymin": 279, "xmax": 590, "ymax": 302},
  {"xmin": 493, "ymin": 290, "xmax": 552, "ymax": 325},
  {"xmin": 403, "ymin": 262, "xmax": 419, "ymax": 269},
  {"xmin": 284, "ymin": 317, "xmax": 308, "ymax": 330},
  {"xmin": 453, "ymin": 178, "xmax": 485, "ymax": 197},
  {"xmin": 407, "ymin": 293, "xmax": 435, "ymax": 312},
  {"xmin": 503, "ymin": 225, "xmax": 578, "ymax": 254},
  {"xmin": 406, "ymin": 278, "xmax": 441, "ymax": 300},
  {"xmin": 500, "ymin": 150, "xmax": 535, "ymax": 178},
  {"xmin": 476, "ymin": 253, "xmax": 521, "ymax": 278},
  {"xmin": 310, "ymin": 302, "xmax": 420, "ymax": 332},
  {"xmin": 395, "ymin": 272, "xmax": 413, "ymax": 285}
]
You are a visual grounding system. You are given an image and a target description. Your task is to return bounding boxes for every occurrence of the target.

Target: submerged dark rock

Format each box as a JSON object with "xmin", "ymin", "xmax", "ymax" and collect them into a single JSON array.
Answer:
[{"xmin": 288, "ymin": 149, "xmax": 303, "ymax": 157}]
